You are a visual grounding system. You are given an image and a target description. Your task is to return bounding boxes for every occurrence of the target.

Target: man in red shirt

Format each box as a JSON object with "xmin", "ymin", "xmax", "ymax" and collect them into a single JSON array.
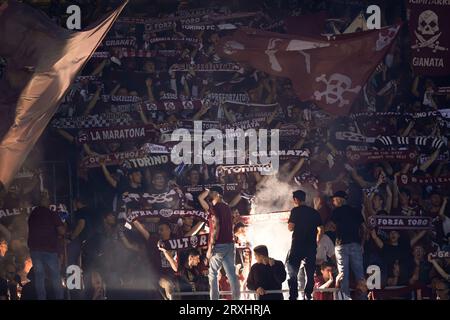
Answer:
[
  {"xmin": 28, "ymin": 192, "xmax": 66, "ymax": 300},
  {"xmin": 199, "ymin": 186, "xmax": 240, "ymax": 300}
]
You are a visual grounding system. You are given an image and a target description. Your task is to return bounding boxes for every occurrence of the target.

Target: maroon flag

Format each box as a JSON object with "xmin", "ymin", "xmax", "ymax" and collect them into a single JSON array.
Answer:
[
  {"xmin": 0, "ymin": 0, "xmax": 127, "ymax": 189},
  {"xmin": 215, "ymin": 25, "xmax": 401, "ymax": 116},
  {"xmin": 407, "ymin": 0, "xmax": 450, "ymax": 76},
  {"xmin": 284, "ymin": 11, "xmax": 328, "ymax": 37}
]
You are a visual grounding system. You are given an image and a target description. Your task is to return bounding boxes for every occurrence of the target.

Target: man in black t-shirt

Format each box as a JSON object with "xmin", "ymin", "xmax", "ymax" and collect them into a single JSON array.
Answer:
[
  {"xmin": 329, "ymin": 191, "xmax": 366, "ymax": 299},
  {"xmin": 68, "ymin": 196, "xmax": 95, "ymax": 268},
  {"xmin": 286, "ymin": 190, "xmax": 323, "ymax": 300}
]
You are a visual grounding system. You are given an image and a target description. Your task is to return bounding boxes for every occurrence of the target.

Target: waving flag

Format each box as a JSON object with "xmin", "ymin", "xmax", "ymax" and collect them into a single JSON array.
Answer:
[
  {"xmin": 215, "ymin": 24, "xmax": 401, "ymax": 116},
  {"xmin": 0, "ymin": 0, "xmax": 128, "ymax": 189}
]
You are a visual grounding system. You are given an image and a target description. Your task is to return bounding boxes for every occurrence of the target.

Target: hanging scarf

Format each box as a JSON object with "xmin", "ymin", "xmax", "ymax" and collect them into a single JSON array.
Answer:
[
  {"xmin": 160, "ymin": 233, "xmax": 209, "ymax": 250},
  {"xmin": 367, "ymin": 215, "xmax": 432, "ymax": 230},
  {"xmin": 126, "ymin": 208, "xmax": 209, "ymax": 223},
  {"xmin": 76, "ymin": 125, "xmax": 158, "ymax": 144},
  {"xmin": 51, "ymin": 113, "xmax": 132, "ymax": 129}
]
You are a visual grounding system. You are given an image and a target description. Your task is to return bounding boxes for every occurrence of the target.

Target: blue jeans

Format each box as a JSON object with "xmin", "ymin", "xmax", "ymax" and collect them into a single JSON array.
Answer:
[
  {"xmin": 335, "ymin": 243, "xmax": 364, "ymax": 298},
  {"xmin": 208, "ymin": 243, "xmax": 240, "ymax": 300},
  {"xmin": 30, "ymin": 251, "xmax": 64, "ymax": 300}
]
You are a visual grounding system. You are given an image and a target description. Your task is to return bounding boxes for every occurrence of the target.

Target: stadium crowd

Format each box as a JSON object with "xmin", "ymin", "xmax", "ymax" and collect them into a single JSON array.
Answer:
[{"xmin": 0, "ymin": 0, "xmax": 449, "ymax": 300}]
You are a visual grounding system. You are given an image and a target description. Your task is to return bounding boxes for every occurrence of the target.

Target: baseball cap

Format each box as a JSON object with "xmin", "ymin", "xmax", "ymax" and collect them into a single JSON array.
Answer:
[{"xmin": 332, "ymin": 191, "xmax": 348, "ymax": 199}]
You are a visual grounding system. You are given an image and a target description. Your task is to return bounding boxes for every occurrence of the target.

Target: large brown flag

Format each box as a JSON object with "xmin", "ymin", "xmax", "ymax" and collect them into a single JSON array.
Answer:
[
  {"xmin": 407, "ymin": 0, "xmax": 450, "ymax": 76},
  {"xmin": 215, "ymin": 25, "xmax": 401, "ymax": 116},
  {"xmin": 0, "ymin": 0, "xmax": 127, "ymax": 189}
]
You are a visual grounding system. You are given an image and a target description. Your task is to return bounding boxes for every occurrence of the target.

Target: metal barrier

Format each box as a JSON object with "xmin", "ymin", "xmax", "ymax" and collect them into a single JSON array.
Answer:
[{"xmin": 171, "ymin": 288, "xmax": 340, "ymax": 298}]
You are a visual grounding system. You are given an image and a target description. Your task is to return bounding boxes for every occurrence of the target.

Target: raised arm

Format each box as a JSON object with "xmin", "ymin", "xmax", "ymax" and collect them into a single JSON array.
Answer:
[
  {"xmin": 184, "ymin": 221, "xmax": 205, "ymax": 237},
  {"xmin": 158, "ymin": 243, "xmax": 178, "ymax": 272},
  {"xmin": 100, "ymin": 162, "xmax": 118, "ymax": 188},
  {"xmin": 419, "ymin": 148, "xmax": 440, "ymax": 172},
  {"xmin": 132, "ymin": 219, "xmax": 150, "ymax": 241},
  {"xmin": 83, "ymin": 85, "xmax": 102, "ymax": 116},
  {"xmin": 370, "ymin": 229, "xmax": 384, "ymax": 249},
  {"xmin": 198, "ymin": 189, "xmax": 210, "ymax": 212},
  {"xmin": 410, "ymin": 230, "xmax": 426, "ymax": 247},
  {"xmin": 385, "ymin": 185, "xmax": 393, "ymax": 214}
]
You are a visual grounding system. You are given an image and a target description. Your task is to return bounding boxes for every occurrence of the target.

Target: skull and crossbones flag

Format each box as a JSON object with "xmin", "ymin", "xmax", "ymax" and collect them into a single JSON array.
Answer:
[
  {"xmin": 0, "ymin": 0, "xmax": 128, "ymax": 189},
  {"xmin": 407, "ymin": 0, "xmax": 450, "ymax": 76},
  {"xmin": 215, "ymin": 25, "xmax": 401, "ymax": 116}
]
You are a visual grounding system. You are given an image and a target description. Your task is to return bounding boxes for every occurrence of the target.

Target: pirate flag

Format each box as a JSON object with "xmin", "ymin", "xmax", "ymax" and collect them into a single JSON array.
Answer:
[
  {"xmin": 215, "ymin": 25, "xmax": 401, "ymax": 116},
  {"xmin": 0, "ymin": 0, "xmax": 128, "ymax": 189}
]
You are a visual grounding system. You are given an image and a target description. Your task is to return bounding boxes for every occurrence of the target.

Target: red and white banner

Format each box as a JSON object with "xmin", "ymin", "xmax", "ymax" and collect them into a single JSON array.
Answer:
[
  {"xmin": 80, "ymin": 150, "xmax": 147, "ymax": 168},
  {"xmin": 216, "ymin": 25, "xmax": 400, "ymax": 116},
  {"xmin": 76, "ymin": 125, "xmax": 158, "ymax": 144},
  {"xmin": 407, "ymin": 0, "xmax": 450, "ymax": 76}
]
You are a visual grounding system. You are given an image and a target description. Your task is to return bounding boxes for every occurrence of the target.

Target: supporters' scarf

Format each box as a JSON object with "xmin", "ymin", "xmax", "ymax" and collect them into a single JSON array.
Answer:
[
  {"xmin": 240, "ymin": 211, "xmax": 290, "ymax": 225},
  {"xmin": 346, "ymin": 149, "xmax": 418, "ymax": 165},
  {"xmin": 126, "ymin": 208, "xmax": 209, "ymax": 223},
  {"xmin": 376, "ymin": 136, "xmax": 446, "ymax": 150},
  {"xmin": 102, "ymin": 37, "xmax": 136, "ymax": 47},
  {"xmin": 183, "ymin": 183, "xmax": 239, "ymax": 193},
  {"xmin": 75, "ymin": 75, "xmax": 99, "ymax": 82},
  {"xmin": 80, "ymin": 150, "xmax": 147, "ymax": 168},
  {"xmin": 92, "ymin": 49, "xmax": 182, "ymax": 58},
  {"xmin": 140, "ymin": 142, "xmax": 174, "ymax": 154},
  {"xmin": 108, "ymin": 98, "xmax": 203, "ymax": 113},
  {"xmin": 351, "ymin": 112, "xmax": 403, "ymax": 119},
  {"xmin": 170, "ymin": 63, "xmax": 241, "ymax": 72},
  {"xmin": 161, "ymin": 233, "xmax": 209, "ymax": 250},
  {"xmin": 123, "ymin": 154, "xmax": 170, "ymax": 169},
  {"xmin": 396, "ymin": 174, "xmax": 450, "ymax": 187},
  {"xmin": 223, "ymin": 118, "xmax": 268, "ymax": 130},
  {"xmin": 367, "ymin": 215, "xmax": 432, "ymax": 230},
  {"xmin": 215, "ymin": 164, "xmax": 274, "ymax": 177},
  {"xmin": 207, "ymin": 92, "xmax": 250, "ymax": 104},
  {"xmin": 250, "ymin": 149, "xmax": 310, "ymax": 160},
  {"xmin": 279, "ymin": 124, "xmax": 308, "ymax": 139},
  {"xmin": 223, "ymin": 101, "xmax": 279, "ymax": 107},
  {"xmin": 437, "ymin": 87, "xmax": 450, "ymax": 94},
  {"xmin": 123, "ymin": 189, "xmax": 183, "ymax": 206},
  {"xmin": 145, "ymin": 36, "xmax": 200, "ymax": 45},
  {"xmin": 158, "ymin": 120, "xmax": 221, "ymax": 134},
  {"xmin": 142, "ymin": 99, "xmax": 203, "ymax": 112},
  {"xmin": 0, "ymin": 204, "xmax": 68, "ymax": 220},
  {"xmin": 76, "ymin": 125, "xmax": 158, "ymax": 144},
  {"xmin": 335, "ymin": 131, "xmax": 376, "ymax": 143},
  {"xmin": 101, "ymin": 95, "xmax": 141, "ymax": 103},
  {"xmin": 430, "ymin": 250, "xmax": 450, "ymax": 259},
  {"xmin": 51, "ymin": 113, "xmax": 132, "ymax": 129}
]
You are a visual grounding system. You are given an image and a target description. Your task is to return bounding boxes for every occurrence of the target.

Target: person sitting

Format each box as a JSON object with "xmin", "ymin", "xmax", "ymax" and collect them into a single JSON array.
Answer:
[
  {"xmin": 313, "ymin": 261, "xmax": 335, "ymax": 300},
  {"xmin": 246, "ymin": 245, "xmax": 286, "ymax": 300}
]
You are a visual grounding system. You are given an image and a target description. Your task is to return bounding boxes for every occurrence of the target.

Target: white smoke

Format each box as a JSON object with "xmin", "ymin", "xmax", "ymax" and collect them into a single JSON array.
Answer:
[{"xmin": 245, "ymin": 176, "xmax": 319, "ymax": 298}]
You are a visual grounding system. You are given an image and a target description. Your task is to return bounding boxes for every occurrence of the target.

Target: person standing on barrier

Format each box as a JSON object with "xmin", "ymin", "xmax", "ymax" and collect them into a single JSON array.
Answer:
[
  {"xmin": 286, "ymin": 190, "xmax": 324, "ymax": 300},
  {"xmin": 329, "ymin": 191, "xmax": 366, "ymax": 299},
  {"xmin": 199, "ymin": 186, "xmax": 240, "ymax": 300}
]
